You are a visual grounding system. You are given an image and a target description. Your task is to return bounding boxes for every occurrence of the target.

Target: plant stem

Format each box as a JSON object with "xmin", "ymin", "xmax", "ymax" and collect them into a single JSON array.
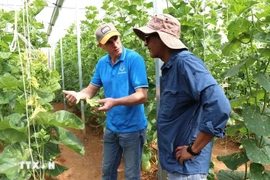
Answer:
[
  {"xmin": 259, "ymin": 136, "xmax": 263, "ymax": 148},
  {"xmin": 261, "ymin": 58, "xmax": 270, "ymax": 113},
  {"xmin": 244, "ymin": 162, "xmax": 248, "ymax": 179},
  {"xmin": 244, "ymin": 65, "xmax": 252, "ymax": 98}
]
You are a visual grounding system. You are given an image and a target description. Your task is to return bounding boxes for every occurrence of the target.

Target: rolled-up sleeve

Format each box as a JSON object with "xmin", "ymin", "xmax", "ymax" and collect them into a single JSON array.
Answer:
[
  {"xmin": 181, "ymin": 55, "xmax": 231, "ymax": 138},
  {"xmin": 199, "ymin": 84, "xmax": 231, "ymax": 138}
]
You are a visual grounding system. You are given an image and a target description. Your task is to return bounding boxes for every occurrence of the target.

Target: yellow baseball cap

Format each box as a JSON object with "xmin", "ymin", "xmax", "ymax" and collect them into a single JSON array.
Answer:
[{"xmin": 95, "ymin": 23, "xmax": 120, "ymax": 44}]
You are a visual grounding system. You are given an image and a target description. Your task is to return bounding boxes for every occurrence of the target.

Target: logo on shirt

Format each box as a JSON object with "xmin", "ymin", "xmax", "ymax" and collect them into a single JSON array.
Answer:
[{"xmin": 118, "ymin": 65, "xmax": 126, "ymax": 74}]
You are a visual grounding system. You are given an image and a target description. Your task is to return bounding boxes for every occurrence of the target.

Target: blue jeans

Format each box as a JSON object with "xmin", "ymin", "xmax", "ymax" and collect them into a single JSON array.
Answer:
[
  {"xmin": 102, "ymin": 128, "xmax": 146, "ymax": 180},
  {"xmin": 168, "ymin": 173, "xmax": 207, "ymax": 180}
]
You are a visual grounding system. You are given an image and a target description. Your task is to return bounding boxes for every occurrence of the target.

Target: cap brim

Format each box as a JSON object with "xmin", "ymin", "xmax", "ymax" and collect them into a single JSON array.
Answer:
[
  {"xmin": 133, "ymin": 26, "xmax": 187, "ymax": 50},
  {"xmin": 100, "ymin": 31, "xmax": 121, "ymax": 44}
]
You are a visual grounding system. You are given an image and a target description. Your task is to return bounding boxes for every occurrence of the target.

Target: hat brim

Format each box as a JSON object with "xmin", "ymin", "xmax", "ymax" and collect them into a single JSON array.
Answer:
[
  {"xmin": 133, "ymin": 26, "xmax": 187, "ymax": 50},
  {"xmin": 100, "ymin": 31, "xmax": 121, "ymax": 44},
  {"xmin": 133, "ymin": 26, "xmax": 156, "ymax": 41}
]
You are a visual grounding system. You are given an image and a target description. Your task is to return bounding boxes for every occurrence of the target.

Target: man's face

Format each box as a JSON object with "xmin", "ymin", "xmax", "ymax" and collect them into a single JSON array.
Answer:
[
  {"xmin": 100, "ymin": 36, "xmax": 122, "ymax": 57},
  {"xmin": 144, "ymin": 33, "xmax": 164, "ymax": 59}
]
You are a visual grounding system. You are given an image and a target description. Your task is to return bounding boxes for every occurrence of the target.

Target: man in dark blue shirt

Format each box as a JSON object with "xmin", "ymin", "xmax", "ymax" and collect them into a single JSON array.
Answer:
[{"xmin": 133, "ymin": 14, "xmax": 231, "ymax": 179}]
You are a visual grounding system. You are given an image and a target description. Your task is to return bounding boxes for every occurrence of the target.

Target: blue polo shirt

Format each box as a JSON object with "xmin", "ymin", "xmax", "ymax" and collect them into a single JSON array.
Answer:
[
  {"xmin": 91, "ymin": 46, "xmax": 148, "ymax": 132},
  {"xmin": 158, "ymin": 50, "xmax": 231, "ymax": 174}
]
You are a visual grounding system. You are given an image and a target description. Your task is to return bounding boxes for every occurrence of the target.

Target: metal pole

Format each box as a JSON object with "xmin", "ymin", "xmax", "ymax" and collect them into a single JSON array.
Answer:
[
  {"xmin": 60, "ymin": 38, "xmax": 66, "ymax": 110},
  {"xmin": 153, "ymin": 0, "xmax": 166, "ymax": 179},
  {"xmin": 47, "ymin": 48, "xmax": 51, "ymax": 69},
  {"xmin": 76, "ymin": 1, "xmax": 86, "ymax": 138},
  {"xmin": 53, "ymin": 46, "xmax": 56, "ymax": 70}
]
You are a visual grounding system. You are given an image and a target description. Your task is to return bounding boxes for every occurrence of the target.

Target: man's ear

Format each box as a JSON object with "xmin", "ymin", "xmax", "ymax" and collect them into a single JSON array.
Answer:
[{"xmin": 97, "ymin": 43, "xmax": 104, "ymax": 49}]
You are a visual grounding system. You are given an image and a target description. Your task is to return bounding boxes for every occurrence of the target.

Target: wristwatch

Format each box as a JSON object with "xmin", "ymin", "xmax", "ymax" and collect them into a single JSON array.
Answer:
[{"xmin": 187, "ymin": 142, "xmax": 201, "ymax": 156}]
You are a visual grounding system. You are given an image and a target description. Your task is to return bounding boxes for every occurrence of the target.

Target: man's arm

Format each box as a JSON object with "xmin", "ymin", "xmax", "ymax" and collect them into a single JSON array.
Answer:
[
  {"xmin": 175, "ymin": 132, "xmax": 214, "ymax": 164},
  {"xmin": 97, "ymin": 87, "xmax": 148, "ymax": 111},
  {"xmin": 175, "ymin": 84, "xmax": 231, "ymax": 164},
  {"xmin": 62, "ymin": 84, "xmax": 100, "ymax": 104}
]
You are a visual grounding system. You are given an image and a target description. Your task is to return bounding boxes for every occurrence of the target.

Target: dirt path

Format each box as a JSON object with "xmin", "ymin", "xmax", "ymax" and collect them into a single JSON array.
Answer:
[
  {"xmin": 52, "ymin": 102, "xmax": 241, "ymax": 180},
  {"xmin": 56, "ymin": 126, "xmax": 104, "ymax": 179}
]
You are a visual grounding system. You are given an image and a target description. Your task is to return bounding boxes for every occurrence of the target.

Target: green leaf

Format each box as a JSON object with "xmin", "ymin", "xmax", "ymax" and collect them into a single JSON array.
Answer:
[
  {"xmin": 258, "ymin": 48, "xmax": 270, "ymax": 58},
  {"xmin": 254, "ymin": 32, "xmax": 270, "ymax": 43},
  {"xmin": 0, "ymin": 143, "xmax": 30, "ymax": 180},
  {"xmin": 229, "ymin": 0, "xmax": 258, "ymax": 16},
  {"xmin": 0, "ymin": 120, "xmax": 10, "ymax": 130},
  {"xmin": 173, "ymin": 3, "xmax": 192, "ymax": 17},
  {"xmin": 52, "ymin": 127, "xmax": 85, "ymax": 156},
  {"xmin": 227, "ymin": 18, "xmax": 252, "ymax": 41},
  {"xmin": 0, "ymin": 129, "xmax": 27, "ymax": 143},
  {"xmin": 248, "ymin": 90, "xmax": 265, "ymax": 105},
  {"xmin": 2, "ymin": 34, "xmax": 14, "ymax": 43},
  {"xmin": 221, "ymin": 57, "xmax": 256, "ymax": 78},
  {"xmin": 254, "ymin": 73, "xmax": 270, "ymax": 92},
  {"xmin": 242, "ymin": 105, "xmax": 270, "ymax": 136},
  {"xmin": 217, "ymin": 152, "xmax": 249, "ymax": 170},
  {"xmin": 207, "ymin": 161, "xmax": 215, "ymax": 180},
  {"xmin": 0, "ymin": 73, "xmax": 19, "ymax": 89},
  {"xmin": 86, "ymin": 97, "xmax": 100, "ymax": 107},
  {"xmin": 2, "ymin": 11, "xmax": 14, "ymax": 22},
  {"xmin": 0, "ymin": 52, "xmax": 11, "ymax": 60},
  {"xmin": 145, "ymin": 101, "xmax": 155, "ymax": 115},
  {"xmin": 250, "ymin": 163, "xmax": 270, "ymax": 180},
  {"xmin": 0, "ymin": 113, "xmax": 27, "ymax": 132},
  {"xmin": 216, "ymin": 170, "xmax": 246, "ymax": 180},
  {"xmin": 0, "ymin": 41, "xmax": 10, "ymax": 50},
  {"xmin": 0, "ymin": 93, "xmax": 9, "ymax": 104},
  {"xmin": 7, "ymin": 64, "xmax": 21, "ymax": 74},
  {"xmin": 46, "ymin": 163, "xmax": 68, "ymax": 177},
  {"xmin": 230, "ymin": 96, "xmax": 248, "ymax": 108},
  {"xmin": 44, "ymin": 142, "xmax": 61, "ymax": 161},
  {"xmin": 242, "ymin": 139, "xmax": 270, "ymax": 165},
  {"xmin": 226, "ymin": 124, "xmax": 245, "ymax": 137},
  {"xmin": 221, "ymin": 39, "xmax": 241, "ymax": 56},
  {"xmin": 14, "ymin": 97, "xmax": 27, "ymax": 114},
  {"xmin": 35, "ymin": 110, "xmax": 84, "ymax": 129},
  {"xmin": 35, "ymin": 89, "xmax": 54, "ymax": 105}
]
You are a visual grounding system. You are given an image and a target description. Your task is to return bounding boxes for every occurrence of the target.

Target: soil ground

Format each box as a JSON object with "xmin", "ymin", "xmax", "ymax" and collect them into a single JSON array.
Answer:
[{"xmin": 51, "ymin": 102, "xmax": 245, "ymax": 180}]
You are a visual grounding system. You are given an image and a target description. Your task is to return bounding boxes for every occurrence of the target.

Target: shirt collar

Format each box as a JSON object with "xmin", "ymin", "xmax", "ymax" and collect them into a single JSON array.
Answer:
[
  {"xmin": 106, "ymin": 46, "xmax": 126, "ymax": 65},
  {"xmin": 161, "ymin": 49, "xmax": 188, "ymax": 70},
  {"xmin": 161, "ymin": 51, "xmax": 179, "ymax": 70}
]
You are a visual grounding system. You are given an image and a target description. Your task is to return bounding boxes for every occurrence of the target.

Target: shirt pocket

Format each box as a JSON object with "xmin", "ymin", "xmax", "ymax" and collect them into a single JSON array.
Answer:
[{"xmin": 159, "ymin": 89, "xmax": 181, "ymax": 120}]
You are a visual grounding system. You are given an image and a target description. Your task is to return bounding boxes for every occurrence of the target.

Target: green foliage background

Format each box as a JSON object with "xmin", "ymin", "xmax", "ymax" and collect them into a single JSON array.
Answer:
[{"xmin": 0, "ymin": 0, "xmax": 85, "ymax": 179}]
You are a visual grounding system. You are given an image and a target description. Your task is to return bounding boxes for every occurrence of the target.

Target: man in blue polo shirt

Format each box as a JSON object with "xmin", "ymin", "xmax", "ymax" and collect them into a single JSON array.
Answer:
[
  {"xmin": 63, "ymin": 23, "xmax": 148, "ymax": 180},
  {"xmin": 133, "ymin": 14, "xmax": 231, "ymax": 180}
]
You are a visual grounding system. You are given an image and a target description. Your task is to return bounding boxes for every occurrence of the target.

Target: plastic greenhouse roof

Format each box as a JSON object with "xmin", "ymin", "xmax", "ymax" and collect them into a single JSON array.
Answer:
[
  {"xmin": 0, "ymin": 0, "xmax": 166, "ymax": 46},
  {"xmin": 38, "ymin": 0, "xmax": 104, "ymax": 45},
  {"xmin": 0, "ymin": 0, "xmax": 103, "ymax": 45}
]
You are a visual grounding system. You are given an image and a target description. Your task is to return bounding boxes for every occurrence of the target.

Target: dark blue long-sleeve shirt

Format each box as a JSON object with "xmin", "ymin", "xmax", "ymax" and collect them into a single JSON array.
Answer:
[{"xmin": 158, "ymin": 50, "xmax": 231, "ymax": 174}]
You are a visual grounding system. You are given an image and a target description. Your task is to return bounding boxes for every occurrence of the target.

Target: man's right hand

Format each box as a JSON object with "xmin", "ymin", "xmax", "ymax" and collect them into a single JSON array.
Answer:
[{"xmin": 62, "ymin": 90, "xmax": 82, "ymax": 104}]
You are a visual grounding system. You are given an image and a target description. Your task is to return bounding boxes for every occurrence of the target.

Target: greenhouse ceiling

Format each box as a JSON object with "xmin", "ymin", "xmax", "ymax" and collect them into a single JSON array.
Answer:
[
  {"xmin": 0, "ymin": 0, "xmax": 165, "ymax": 46},
  {"xmin": 0, "ymin": 0, "xmax": 103, "ymax": 45}
]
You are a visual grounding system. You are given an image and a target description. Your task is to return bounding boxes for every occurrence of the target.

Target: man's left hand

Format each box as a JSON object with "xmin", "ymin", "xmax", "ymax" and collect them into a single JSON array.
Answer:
[
  {"xmin": 175, "ymin": 145, "xmax": 194, "ymax": 164},
  {"xmin": 97, "ymin": 98, "xmax": 115, "ymax": 111}
]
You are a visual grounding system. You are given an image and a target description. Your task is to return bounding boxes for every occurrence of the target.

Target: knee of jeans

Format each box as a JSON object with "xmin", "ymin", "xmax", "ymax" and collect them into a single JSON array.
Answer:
[
  {"xmin": 124, "ymin": 169, "xmax": 140, "ymax": 180},
  {"xmin": 102, "ymin": 163, "xmax": 111, "ymax": 174}
]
